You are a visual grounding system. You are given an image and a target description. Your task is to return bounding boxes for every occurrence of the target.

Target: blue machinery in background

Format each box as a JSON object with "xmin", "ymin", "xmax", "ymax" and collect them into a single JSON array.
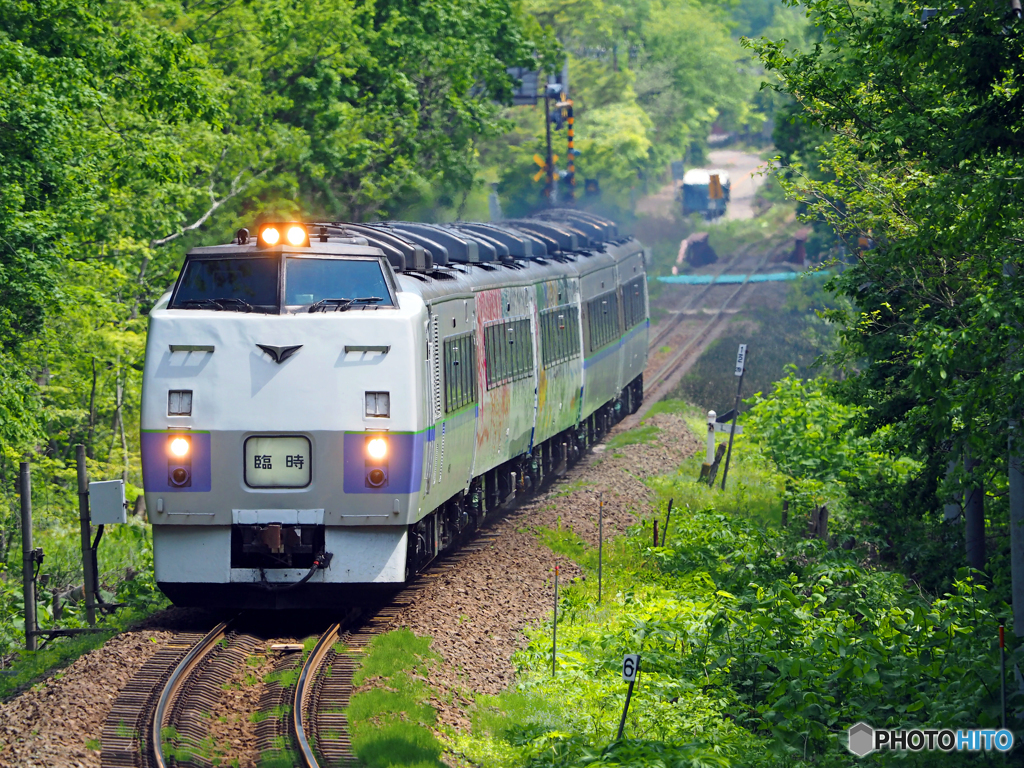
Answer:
[{"xmin": 657, "ymin": 270, "xmax": 833, "ymax": 285}]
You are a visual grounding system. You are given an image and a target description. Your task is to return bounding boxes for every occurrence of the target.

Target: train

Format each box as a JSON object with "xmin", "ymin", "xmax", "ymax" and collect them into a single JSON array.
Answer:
[
  {"xmin": 140, "ymin": 210, "xmax": 649, "ymax": 608},
  {"xmin": 681, "ymin": 168, "xmax": 731, "ymax": 219}
]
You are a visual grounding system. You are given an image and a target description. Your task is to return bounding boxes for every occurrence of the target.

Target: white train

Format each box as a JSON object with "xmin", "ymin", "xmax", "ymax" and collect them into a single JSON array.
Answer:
[{"xmin": 141, "ymin": 210, "xmax": 649, "ymax": 607}]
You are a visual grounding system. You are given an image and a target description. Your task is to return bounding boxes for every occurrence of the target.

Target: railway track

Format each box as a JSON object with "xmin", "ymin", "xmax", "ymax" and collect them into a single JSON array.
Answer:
[
  {"xmin": 620, "ymin": 242, "xmax": 788, "ymax": 429},
  {"xmin": 101, "ymin": 533, "xmax": 502, "ymax": 768},
  {"xmin": 646, "ymin": 245, "xmax": 751, "ymax": 351}
]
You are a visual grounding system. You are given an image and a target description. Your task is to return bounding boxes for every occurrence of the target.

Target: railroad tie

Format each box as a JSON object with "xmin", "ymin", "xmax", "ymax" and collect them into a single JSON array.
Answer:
[{"xmin": 100, "ymin": 634, "xmax": 205, "ymax": 768}]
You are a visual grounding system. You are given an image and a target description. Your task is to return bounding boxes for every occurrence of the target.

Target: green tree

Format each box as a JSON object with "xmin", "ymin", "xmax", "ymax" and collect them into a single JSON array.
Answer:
[{"xmin": 746, "ymin": 0, "xmax": 1024, "ymax": 589}]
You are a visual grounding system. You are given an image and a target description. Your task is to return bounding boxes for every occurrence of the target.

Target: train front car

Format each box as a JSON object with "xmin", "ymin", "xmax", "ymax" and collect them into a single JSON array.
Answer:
[{"xmin": 142, "ymin": 223, "xmax": 427, "ymax": 608}]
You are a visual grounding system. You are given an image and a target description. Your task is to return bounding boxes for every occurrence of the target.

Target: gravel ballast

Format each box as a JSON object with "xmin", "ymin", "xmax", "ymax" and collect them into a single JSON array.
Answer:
[
  {"xmin": 0, "ymin": 410, "xmax": 698, "ymax": 764},
  {"xmin": 386, "ymin": 410, "xmax": 699, "ymax": 732},
  {"xmin": 0, "ymin": 630, "xmax": 173, "ymax": 768}
]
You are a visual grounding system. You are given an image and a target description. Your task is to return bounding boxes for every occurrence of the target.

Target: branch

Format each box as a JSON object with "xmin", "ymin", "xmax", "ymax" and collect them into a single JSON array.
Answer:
[{"xmin": 149, "ymin": 160, "xmax": 271, "ymax": 248}]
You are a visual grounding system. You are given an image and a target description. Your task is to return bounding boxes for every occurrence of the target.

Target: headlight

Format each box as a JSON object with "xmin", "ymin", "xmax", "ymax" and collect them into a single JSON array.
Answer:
[
  {"xmin": 366, "ymin": 437, "xmax": 388, "ymax": 460},
  {"xmin": 169, "ymin": 436, "xmax": 191, "ymax": 457},
  {"xmin": 286, "ymin": 225, "xmax": 306, "ymax": 245},
  {"xmin": 261, "ymin": 226, "xmax": 280, "ymax": 246}
]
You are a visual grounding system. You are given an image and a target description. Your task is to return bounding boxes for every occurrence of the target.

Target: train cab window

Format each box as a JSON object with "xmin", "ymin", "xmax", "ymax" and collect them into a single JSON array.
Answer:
[
  {"xmin": 284, "ymin": 258, "xmax": 394, "ymax": 309},
  {"xmin": 443, "ymin": 332, "xmax": 477, "ymax": 412},
  {"xmin": 171, "ymin": 257, "xmax": 278, "ymax": 310}
]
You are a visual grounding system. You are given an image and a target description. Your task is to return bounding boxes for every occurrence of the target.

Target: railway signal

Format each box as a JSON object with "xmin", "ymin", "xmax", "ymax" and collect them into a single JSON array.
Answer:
[{"xmin": 532, "ymin": 153, "xmax": 559, "ymax": 183}]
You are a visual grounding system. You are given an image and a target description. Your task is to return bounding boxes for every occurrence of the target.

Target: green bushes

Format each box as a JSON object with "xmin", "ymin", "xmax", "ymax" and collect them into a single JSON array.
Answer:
[{"xmin": 452, "ymin": 421, "xmax": 1015, "ymax": 767}]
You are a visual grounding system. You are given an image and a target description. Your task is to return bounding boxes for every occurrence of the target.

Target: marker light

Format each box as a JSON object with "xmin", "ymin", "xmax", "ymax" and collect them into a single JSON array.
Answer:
[
  {"xmin": 169, "ymin": 437, "xmax": 191, "ymax": 457},
  {"xmin": 261, "ymin": 226, "xmax": 280, "ymax": 245},
  {"xmin": 366, "ymin": 437, "xmax": 388, "ymax": 461},
  {"xmin": 286, "ymin": 225, "xmax": 306, "ymax": 245}
]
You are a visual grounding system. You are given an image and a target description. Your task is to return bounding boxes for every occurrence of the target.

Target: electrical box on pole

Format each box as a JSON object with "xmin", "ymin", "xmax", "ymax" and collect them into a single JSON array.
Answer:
[{"xmin": 89, "ymin": 480, "xmax": 128, "ymax": 525}]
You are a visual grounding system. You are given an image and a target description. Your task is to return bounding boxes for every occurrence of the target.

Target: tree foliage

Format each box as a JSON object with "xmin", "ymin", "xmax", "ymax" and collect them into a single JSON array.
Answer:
[
  {"xmin": 748, "ymin": 0, "xmax": 1024, "ymax": 466},
  {"xmin": 496, "ymin": 0, "xmax": 766, "ymax": 212}
]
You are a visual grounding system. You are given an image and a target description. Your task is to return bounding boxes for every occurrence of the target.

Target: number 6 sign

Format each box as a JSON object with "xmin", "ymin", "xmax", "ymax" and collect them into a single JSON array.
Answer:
[{"xmin": 622, "ymin": 654, "xmax": 640, "ymax": 682}]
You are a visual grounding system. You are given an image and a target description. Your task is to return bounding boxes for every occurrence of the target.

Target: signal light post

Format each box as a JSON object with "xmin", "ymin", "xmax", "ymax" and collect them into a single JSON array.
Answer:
[{"xmin": 564, "ymin": 99, "xmax": 575, "ymax": 202}]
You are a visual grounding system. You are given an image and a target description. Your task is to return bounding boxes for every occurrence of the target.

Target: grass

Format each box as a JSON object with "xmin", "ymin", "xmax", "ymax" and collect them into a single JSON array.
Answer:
[
  {"xmin": 447, "ymin": 407, "xmax": 789, "ymax": 767},
  {"xmin": 0, "ymin": 599, "xmax": 166, "ymax": 700},
  {"xmin": 605, "ymin": 423, "xmax": 661, "ymax": 449},
  {"xmin": 704, "ymin": 203, "xmax": 799, "ymax": 258},
  {"xmin": 346, "ymin": 628, "xmax": 445, "ymax": 768}
]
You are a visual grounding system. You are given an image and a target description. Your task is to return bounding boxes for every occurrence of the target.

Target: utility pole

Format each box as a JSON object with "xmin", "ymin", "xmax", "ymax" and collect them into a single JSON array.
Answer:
[
  {"xmin": 20, "ymin": 463, "xmax": 37, "ymax": 651},
  {"xmin": 1004, "ymin": 260, "xmax": 1024, "ymax": 636},
  {"xmin": 544, "ymin": 86, "xmax": 554, "ymax": 206}
]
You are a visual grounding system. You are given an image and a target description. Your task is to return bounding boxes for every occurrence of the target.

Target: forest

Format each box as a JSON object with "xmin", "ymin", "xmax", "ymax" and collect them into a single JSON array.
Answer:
[
  {"xmin": 5, "ymin": 0, "xmax": 1024, "ymax": 764},
  {"xmin": 0, "ymin": 0, "xmax": 778, "ymax": 601}
]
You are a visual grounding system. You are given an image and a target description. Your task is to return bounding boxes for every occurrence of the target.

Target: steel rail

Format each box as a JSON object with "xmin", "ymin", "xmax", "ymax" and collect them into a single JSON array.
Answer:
[
  {"xmin": 151, "ymin": 619, "xmax": 233, "ymax": 768},
  {"xmin": 647, "ymin": 248, "xmax": 750, "ymax": 350},
  {"xmin": 645, "ymin": 247, "xmax": 777, "ymax": 391},
  {"xmin": 294, "ymin": 621, "xmax": 342, "ymax": 767}
]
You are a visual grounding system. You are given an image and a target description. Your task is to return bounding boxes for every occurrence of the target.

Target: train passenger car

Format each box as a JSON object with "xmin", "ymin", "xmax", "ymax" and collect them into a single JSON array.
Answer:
[{"xmin": 141, "ymin": 210, "xmax": 648, "ymax": 607}]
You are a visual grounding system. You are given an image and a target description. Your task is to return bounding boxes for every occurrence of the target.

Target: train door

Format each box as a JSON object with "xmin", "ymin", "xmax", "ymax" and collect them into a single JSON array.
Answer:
[{"xmin": 424, "ymin": 310, "xmax": 443, "ymax": 495}]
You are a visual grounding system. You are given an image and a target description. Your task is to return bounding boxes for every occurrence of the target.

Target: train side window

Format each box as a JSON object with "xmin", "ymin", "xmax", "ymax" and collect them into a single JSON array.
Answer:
[
  {"xmin": 540, "ymin": 305, "xmax": 581, "ymax": 368},
  {"xmin": 443, "ymin": 332, "xmax": 476, "ymax": 412},
  {"xmin": 485, "ymin": 318, "xmax": 534, "ymax": 388},
  {"xmin": 587, "ymin": 290, "xmax": 619, "ymax": 352},
  {"xmin": 621, "ymin": 276, "xmax": 646, "ymax": 331}
]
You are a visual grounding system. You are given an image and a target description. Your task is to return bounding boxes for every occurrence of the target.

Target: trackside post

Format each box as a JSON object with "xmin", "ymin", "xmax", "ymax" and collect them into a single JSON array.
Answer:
[
  {"xmin": 598, "ymin": 493, "xmax": 604, "ymax": 604},
  {"xmin": 552, "ymin": 564, "xmax": 559, "ymax": 676},
  {"xmin": 20, "ymin": 463, "xmax": 37, "ymax": 651},
  {"xmin": 617, "ymin": 654, "xmax": 641, "ymax": 740},
  {"xmin": 76, "ymin": 444, "xmax": 97, "ymax": 626},
  {"xmin": 720, "ymin": 344, "xmax": 747, "ymax": 491}
]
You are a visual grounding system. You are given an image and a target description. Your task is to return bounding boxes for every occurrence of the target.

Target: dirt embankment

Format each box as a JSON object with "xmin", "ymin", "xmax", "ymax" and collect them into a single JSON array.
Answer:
[
  {"xmin": 0, "ymin": 411, "xmax": 698, "ymax": 765},
  {"xmin": 388, "ymin": 411, "xmax": 700, "ymax": 732}
]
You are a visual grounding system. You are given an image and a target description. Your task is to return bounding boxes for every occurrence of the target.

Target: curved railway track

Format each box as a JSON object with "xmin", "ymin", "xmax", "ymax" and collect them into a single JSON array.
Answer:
[{"xmin": 102, "ymin": 533, "xmax": 503, "ymax": 768}]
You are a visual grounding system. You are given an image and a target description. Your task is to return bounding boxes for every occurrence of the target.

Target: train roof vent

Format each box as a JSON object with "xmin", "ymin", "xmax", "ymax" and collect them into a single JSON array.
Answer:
[
  {"xmin": 383, "ymin": 226, "xmax": 449, "ymax": 268},
  {"xmin": 328, "ymin": 223, "xmax": 419, "ymax": 272},
  {"xmin": 388, "ymin": 222, "xmax": 485, "ymax": 264},
  {"xmin": 458, "ymin": 223, "xmax": 538, "ymax": 258},
  {"xmin": 508, "ymin": 219, "xmax": 581, "ymax": 251},
  {"xmin": 303, "ymin": 222, "xmax": 403, "ymax": 268},
  {"xmin": 561, "ymin": 209, "xmax": 618, "ymax": 239},
  {"xmin": 437, "ymin": 224, "xmax": 500, "ymax": 262},
  {"xmin": 534, "ymin": 209, "xmax": 613, "ymax": 241},
  {"xmin": 496, "ymin": 222, "xmax": 558, "ymax": 255},
  {"xmin": 450, "ymin": 225, "xmax": 510, "ymax": 261}
]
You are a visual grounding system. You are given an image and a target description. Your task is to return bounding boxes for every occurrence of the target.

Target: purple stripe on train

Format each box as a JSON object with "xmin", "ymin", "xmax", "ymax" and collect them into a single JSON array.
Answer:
[
  {"xmin": 141, "ymin": 431, "xmax": 213, "ymax": 493},
  {"xmin": 342, "ymin": 431, "xmax": 426, "ymax": 494}
]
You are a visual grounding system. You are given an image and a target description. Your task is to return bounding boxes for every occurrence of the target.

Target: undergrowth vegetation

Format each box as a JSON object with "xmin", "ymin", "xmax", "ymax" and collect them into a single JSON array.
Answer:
[
  {"xmin": 0, "ymin": 516, "xmax": 167, "ymax": 697},
  {"xmin": 447, "ymin": 401, "xmax": 1018, "ymax": 767}
]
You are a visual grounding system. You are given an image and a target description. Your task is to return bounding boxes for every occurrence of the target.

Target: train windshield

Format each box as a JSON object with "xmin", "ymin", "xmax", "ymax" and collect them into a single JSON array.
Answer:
[
  {"xmin": 284, "ymin": 258, "xmax": 394, "ymax": 308},
  {"xmin": 171, "ymin": 257, "xmax": 278, "ymax": 310}
]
